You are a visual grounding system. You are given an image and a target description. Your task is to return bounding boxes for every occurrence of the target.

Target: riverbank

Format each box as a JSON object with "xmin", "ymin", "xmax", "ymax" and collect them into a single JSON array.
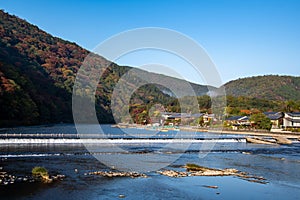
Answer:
[
  {"xmin": 119, "ymin": 124, "xmax": 300, "ymax": 139},
  {"xmin": 146, "ymin": 125, "xmax": 300, "ymax": 139},
  {"xmin": 210, "ymin": 129, "xmax": 300, "ymax": 139}
]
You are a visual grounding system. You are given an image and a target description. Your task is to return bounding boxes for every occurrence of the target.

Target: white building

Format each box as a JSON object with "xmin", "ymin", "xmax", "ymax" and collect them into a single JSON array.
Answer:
[{"xmin": 283, "ymin": 112, "xmax": 300, "ymax": 128}]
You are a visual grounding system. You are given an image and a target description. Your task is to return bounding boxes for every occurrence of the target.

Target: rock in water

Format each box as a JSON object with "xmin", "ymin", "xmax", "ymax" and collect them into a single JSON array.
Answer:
[
  {"xmin": 246, "ymin": 137, "xmax": 277, "ymax": 145},
  {"xmin": 203, "ymin": 185, "xmax": 218, "ymax": 189},
  {"xmin": 273, "ymin": 136, "xmax": 292, "ymax": 145}
]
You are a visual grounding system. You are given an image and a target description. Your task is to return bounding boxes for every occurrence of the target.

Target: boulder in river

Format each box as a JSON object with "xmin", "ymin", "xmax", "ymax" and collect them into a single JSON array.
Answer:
[{"xmin": 272, "ymin": 136, "xmax": 292, "ymax": 145}]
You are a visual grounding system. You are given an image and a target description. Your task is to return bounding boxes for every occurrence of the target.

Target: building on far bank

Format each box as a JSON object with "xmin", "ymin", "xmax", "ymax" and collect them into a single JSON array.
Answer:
[
  {"xmin": 225, "ymin": 116, "xmax": 250, "ymax": 130},
  {"xmin": 283, "ymin": 112, "xmax": 300, "ymax": 128},
  {"xmin": 161, "ymin": 112, "xmax": 208, "ymax": 126},
  {"xmin": 264, "ymin": 112, "xmax": 284, "ymax": 129},
  {"xmin": 162, "ymin": 112, "xmax": 212, "ymax": 126}
]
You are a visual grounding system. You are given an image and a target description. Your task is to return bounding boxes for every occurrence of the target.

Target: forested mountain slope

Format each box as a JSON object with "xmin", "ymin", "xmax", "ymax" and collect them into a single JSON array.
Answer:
[{"xmin": 224, "ymin": 75, "xmax": 300, "ymax": 101}]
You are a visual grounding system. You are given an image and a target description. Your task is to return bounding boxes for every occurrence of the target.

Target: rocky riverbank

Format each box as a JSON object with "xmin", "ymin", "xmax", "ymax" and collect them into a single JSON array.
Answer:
[
  {"xmin": 86, "ymin": 165, "xmax": 268, "ymax": 184},
  {"xmin": 87, "ymin": 171, "xmax": 148, "ymax": 178},
  {"xmin": 0, "ymin": 171, "xmax": 35, "ymax": 186},
  {"xmin": 0, "ymin": 163, "xmax": 268, "ymax": 186},
  {"xmin": 0, "ymin": 167, "xmax": 65, "ymax": 186}
]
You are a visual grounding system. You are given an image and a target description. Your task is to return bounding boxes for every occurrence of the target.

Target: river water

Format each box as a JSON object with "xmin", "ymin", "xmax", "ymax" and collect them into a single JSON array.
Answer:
[{"xmin": 0, "ymin": 124, "xmax": 299, "ymax": 199}]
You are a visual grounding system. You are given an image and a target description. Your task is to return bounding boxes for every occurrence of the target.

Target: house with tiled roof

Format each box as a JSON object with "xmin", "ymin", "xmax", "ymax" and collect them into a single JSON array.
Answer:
[
  {"xmin": 225, "ymin": 116, "xmax": 250, "ymax": 130},
  {"xmin": 264, "ymin": 112, "xmax": 284, "ymax": 128}
]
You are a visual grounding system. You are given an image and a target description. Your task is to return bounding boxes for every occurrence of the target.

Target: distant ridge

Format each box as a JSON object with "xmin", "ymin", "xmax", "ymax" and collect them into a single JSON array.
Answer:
[{"xmin": 224, "ymin": 75, "xmax": 300, "ymax": 101}]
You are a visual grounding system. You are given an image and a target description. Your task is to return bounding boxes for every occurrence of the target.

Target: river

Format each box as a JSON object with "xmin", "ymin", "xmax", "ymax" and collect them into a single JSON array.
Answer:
[{"xmin": 0, "ymin": 124, "xmax": 299, "ymax": 199}]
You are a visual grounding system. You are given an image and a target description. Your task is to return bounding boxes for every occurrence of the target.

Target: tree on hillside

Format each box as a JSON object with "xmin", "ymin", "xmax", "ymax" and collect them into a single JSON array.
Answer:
[
  {"xmin": 250, "ymin": 113, "xmax": 272, "ymax": 131},
  {"xmin": 285, "ymin": 100, "xmax": 300, "ymax": 112}
]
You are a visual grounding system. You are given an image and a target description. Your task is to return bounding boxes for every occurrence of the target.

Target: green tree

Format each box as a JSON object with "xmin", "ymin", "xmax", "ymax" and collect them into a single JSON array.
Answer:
[{"xmin": 250, "ymin": 113, "xmax": 272, "ymax": 131}]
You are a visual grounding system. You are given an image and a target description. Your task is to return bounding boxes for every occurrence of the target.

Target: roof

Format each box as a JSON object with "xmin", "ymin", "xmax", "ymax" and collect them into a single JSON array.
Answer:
[
  {"xmin": 161, "ymin": 112, "xmax": 177, "ymax": 115},
  {"xmin": 286, "ymin": 112, "xmax": 300, "ymax": 117},
  {"xmin": 264, "ymin": 112, "xmax": 282, "ymax": 116},
  {"xmin": 191, "ymin": 113, "xmax": 204, "ymax": 118},
  {"xmin": 162, "ymin": 112, "xmax": 205, "ymax": 119},
  {"xmin": 226, "ymin": 116, "xmax": 242, "ymax": 121},
  {"xmin": 166, "ymin": 113, "xmax": 191, "ymax": 119},
  {"xmin": 240, "ymin": 116, "xmax": 250, "ymax": 121},
  {"xmin": 226, "ymin": 116, "xmax": 249, "ymax": 121},
  {"xmin": 264, "ymin": 112, "xmax": 283, "ymax": 120},
  {"xmin": 267, "ymin": 115, "xmax": 282, "ymax": 120}
]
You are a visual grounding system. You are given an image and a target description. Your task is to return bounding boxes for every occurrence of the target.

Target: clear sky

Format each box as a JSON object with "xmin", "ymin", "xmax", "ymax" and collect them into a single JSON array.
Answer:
[{"xmin": 1, "ymin": 0, "xmax": 300, "ymax": 86}]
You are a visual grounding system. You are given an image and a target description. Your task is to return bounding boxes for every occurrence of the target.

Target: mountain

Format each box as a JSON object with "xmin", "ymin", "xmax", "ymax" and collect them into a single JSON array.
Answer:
[
  {"xmin": 224, "ymin": 75, "xmax": 300, "ymax": 101},
  {"xmin": 1, "ymin": 10, "xmax": 298, "ymax": 127},
  {"xmin": 0, "ymin": 10, "xmax": 211, "ymax": 127}
]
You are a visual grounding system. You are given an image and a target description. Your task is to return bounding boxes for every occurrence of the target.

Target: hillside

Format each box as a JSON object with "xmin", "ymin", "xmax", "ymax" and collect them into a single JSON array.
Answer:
[
  {"xmin": 224, "ymin": 75, "xmax": 300, "ymax": 101},
  {"xmin": 1, "ymin": 10, "xmax": 299, "ymax": 127},
  {"xmin": 0, "ymin": 10, "xmax": 211, "ymax": 126}
]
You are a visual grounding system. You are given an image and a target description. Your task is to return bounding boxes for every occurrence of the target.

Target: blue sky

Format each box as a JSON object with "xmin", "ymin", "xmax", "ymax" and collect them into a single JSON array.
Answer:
[{"xmin": 1, "ymin": 0, "xmax": 300, "ymax": 86}]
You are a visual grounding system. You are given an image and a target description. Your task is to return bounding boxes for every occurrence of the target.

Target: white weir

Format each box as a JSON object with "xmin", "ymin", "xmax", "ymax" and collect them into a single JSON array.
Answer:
[{"xmin": 0, "ymin": 138, "xmax": 246, "ymax": 144}]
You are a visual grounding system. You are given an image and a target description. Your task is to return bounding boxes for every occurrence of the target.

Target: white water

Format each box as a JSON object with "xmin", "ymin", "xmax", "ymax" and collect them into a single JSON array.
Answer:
[
  {"xmin": 0, "ymin": 138, "xmax": 246, "ymax": 144},
  {"xmin": 0, "ymin": 153, "xmax": 61, "ymax": 158}
]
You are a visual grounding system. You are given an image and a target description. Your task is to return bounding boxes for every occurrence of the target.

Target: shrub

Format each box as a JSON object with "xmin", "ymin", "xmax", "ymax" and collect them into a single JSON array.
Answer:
[
  {"xmin": 32, "ymin": 166, "xmax": 48, "ymax": 177},
  {"xmin": 185, "ymin": 163, "xmax": 213, "ymax": 171}
]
